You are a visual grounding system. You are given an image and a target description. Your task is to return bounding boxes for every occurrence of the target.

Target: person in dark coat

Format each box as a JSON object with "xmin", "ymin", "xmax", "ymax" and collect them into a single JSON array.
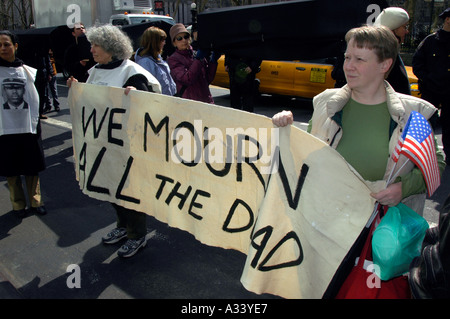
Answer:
[
  {"xmin": 0, "ymin": 30, "xmax": 47, "ymax": 218},
  {"xmin": 224, "ymin": 54, "xmax": 262, "ymax": 113},
  {"xmin": 45, "ymin": 49, "xmax": 60, "ymax": 112},
  {"xmin": 30, "ymin": 48, "xmax": 52, "ymax": 119},
  {"xmin": 409, "ymin": 193, "xmax": 450, "ymax": 298},
  {"xmin": 412, "ymin": 7, "xmax": 450, "ymax": 164},
  {"xmin": 64, "ymin": 22, "xmax": 95, "ymax": 83}
]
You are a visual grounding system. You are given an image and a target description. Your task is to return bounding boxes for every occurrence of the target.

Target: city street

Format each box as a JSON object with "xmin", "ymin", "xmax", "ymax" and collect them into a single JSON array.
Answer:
[{"xmin": 0, "ymin": 75, "xmax": 449, "ymax": 301}]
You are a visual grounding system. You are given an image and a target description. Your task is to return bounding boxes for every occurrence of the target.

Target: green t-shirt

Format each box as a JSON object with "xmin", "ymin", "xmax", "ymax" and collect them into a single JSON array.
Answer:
[{"xmin": 336, "ymin": 99, "xmax": 391, "ymax": 181}]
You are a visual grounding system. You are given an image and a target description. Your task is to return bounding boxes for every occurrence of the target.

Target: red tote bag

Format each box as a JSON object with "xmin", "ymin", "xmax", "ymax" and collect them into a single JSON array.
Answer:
[{"xmin": 336, "ymin": 212, "xmax": 411, "ymax": 299}]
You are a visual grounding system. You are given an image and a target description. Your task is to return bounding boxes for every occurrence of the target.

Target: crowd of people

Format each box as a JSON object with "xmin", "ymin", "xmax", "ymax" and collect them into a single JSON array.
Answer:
[{"xmin": 0, "ymin": 6, "xmax": 449, "ymax": 298}]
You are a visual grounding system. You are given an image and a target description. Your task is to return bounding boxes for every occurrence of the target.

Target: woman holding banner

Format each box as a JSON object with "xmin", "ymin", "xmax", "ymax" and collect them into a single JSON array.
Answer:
[
  {"xmin": 67, "ymin": 25, "xmax": 161, "ymax": 258},
  {"xmin": 273, "ymin": 25, "xmax": 445, "ymax": 214},
  {"xmin": 272, "ymin": 25, "xmax": 445, "ymax": 298},
  {"xmin": 0, "ymin": 30, "xmax": 47, "ymax": 218}
]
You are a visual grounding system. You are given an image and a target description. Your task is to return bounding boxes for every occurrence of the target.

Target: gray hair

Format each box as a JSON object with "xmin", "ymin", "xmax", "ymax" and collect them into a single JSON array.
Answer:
[{"xmin": 86, "ymin": 25, "xmax": 134, "ymax": 60}]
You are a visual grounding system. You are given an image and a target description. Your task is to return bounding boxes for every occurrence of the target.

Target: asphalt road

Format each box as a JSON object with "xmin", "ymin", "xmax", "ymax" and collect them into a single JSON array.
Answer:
[{"xmin": 0, "ymin": 75, "xmax": 449, "ymax": 302}]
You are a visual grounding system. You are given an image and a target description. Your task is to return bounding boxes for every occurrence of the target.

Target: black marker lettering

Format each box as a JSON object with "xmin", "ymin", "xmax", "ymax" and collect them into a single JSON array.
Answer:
[{"xmin": 82, "ymin": 106, "xmax": 109, "ymax": 138}]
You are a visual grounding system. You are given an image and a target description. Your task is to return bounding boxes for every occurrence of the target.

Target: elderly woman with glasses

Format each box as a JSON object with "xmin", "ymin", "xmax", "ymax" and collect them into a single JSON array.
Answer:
[
  {"xmin": 167, "ymin": 23, "xmax": 218, "ymax": 103},
  {"xmin": 67, "ymin": 25, "xmax": 161, "ymax": 258}
]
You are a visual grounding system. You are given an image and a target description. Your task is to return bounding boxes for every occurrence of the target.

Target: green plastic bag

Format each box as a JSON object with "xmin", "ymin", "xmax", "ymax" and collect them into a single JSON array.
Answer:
[{"xmin": 372, "ymin": 203, "xmax": 429, "ymax": 281}]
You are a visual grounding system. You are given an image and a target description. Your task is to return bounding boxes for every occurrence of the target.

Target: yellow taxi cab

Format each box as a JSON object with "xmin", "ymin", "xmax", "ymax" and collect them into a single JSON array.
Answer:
[
  {"xmin": 405, "ymin": 65, "xmax": 420, "ymax": 98},
  {"xmin": 212, "ymin": 56, "xmax": 421, "ymax": 99},
  {"xmin": 212, "ymin": 56, "xmax": 335, "ymax": 99}
]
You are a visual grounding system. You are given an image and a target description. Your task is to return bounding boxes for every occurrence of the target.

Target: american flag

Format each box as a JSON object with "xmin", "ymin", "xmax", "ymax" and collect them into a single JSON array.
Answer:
[{"xmin": 391, "ymin": 111, "xmax": 440, "ymax": 196}]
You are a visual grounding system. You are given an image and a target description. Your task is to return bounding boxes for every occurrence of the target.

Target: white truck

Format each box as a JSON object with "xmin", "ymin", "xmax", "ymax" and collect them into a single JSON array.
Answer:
[{"xmin": 109, "ymin": 12, "xmax": 175, "ymax": 26}]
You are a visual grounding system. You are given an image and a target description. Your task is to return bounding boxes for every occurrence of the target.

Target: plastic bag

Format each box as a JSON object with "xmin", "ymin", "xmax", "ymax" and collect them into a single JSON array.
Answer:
[{"xmin": 372, "ymin": 203, "xmax": 429, "ymax": 281}]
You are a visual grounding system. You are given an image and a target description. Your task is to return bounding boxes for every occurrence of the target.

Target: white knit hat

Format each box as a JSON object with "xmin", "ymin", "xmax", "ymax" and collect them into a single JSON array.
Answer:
[{"xmin": 374, "ymin": 7, "xmax": 409, "ymax": 30}]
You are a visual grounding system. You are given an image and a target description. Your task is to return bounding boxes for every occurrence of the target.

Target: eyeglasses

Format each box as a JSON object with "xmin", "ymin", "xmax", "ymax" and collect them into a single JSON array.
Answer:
[{"xmin": 175, "ymin": 34, "xmax": 190, "ymax": 41}]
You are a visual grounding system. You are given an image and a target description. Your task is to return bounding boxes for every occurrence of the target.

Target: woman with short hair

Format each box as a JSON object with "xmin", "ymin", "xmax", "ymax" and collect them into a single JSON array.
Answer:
[
  {"xmin": 272, "ymin": 26, "xmax": 445, "ymax": 297},
  {"xmin": 273, "ymin": 26, "xmax": 445, "ymax": 213}
]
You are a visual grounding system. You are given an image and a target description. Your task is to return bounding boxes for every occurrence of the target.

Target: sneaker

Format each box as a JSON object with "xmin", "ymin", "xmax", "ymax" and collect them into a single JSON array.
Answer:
[
  {"xmin": 118, "ymin": 236, "xmax": 147, "ymax": 258},
  {"xmin": 102, "ymin": 227, "xmax": 127, "ymax": 244}
]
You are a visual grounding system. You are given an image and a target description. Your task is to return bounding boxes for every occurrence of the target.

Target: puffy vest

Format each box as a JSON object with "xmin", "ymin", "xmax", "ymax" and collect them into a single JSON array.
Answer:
[{"xmin": 310, "ymin": 82, "xmax": 439, "ymax": 214}]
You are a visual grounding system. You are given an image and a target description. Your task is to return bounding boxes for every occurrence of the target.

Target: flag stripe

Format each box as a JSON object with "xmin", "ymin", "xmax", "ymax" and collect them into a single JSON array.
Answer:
[
  {"xmin": 398, "ymin": 110, "xmax": 441, "ymax": 197},
  {"xmin": 392, "ymin": 137, "xmax": 404, "ymax": 163},
  {"xmin": 403, "ymin": 138, "xmax": 433, "ymax": 181},
  {"xmin": 403, "ymin": 137, "xmax": 439, "ymax": 195}
]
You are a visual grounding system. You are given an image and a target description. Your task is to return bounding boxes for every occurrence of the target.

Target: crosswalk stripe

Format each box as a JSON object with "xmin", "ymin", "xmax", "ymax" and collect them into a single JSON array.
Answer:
[{"xmin": 43, "ymin": 117, "xmax": 73, "ymax": 130}]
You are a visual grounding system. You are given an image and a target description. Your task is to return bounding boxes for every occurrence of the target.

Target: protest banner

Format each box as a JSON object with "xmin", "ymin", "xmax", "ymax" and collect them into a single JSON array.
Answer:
[{"xmin": 68, "ymin": 83, "xmax": 376, "ymax": 298}]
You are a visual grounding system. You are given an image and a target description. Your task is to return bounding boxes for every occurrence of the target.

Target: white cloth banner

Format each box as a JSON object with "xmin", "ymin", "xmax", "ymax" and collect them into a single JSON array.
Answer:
[{"xmin": 69, "ymin": 83, "xmax": 376, "ymax": 299}]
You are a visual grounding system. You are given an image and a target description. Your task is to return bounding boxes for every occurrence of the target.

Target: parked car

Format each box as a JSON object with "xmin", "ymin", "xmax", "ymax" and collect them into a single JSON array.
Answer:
[{"xmin": 212, "ymin": 56, "xmax": 421, "ymax": 99}]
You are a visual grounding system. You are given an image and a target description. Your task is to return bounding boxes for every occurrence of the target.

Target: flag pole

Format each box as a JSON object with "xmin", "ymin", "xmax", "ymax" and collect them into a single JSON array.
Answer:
[
  {"xmin": 366, "ymin": 202, "xmax": 381, "ymax": 228},
  {"xmin": 386, "ymin": 158, "xmax": 411, "ymax": 186}
]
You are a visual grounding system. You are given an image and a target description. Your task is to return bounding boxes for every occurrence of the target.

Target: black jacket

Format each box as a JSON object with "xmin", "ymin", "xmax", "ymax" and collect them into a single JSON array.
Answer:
[
  {"xmin": 224, "ymin": 55, "xmax": 262, "ymax": 79},
  {"xmin": 387, "ymin": 55, "xmax": 411, "ymax": 95},
  {"xmin": 412, "ymin": 29, "xmax": 450, "ymax": 96}
]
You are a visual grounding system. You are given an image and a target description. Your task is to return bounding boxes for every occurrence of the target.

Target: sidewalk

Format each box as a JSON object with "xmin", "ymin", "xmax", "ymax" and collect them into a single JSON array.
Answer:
[{"xmin": 0, "ymin": 272, "xmax": 22, "ymax": 299}]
